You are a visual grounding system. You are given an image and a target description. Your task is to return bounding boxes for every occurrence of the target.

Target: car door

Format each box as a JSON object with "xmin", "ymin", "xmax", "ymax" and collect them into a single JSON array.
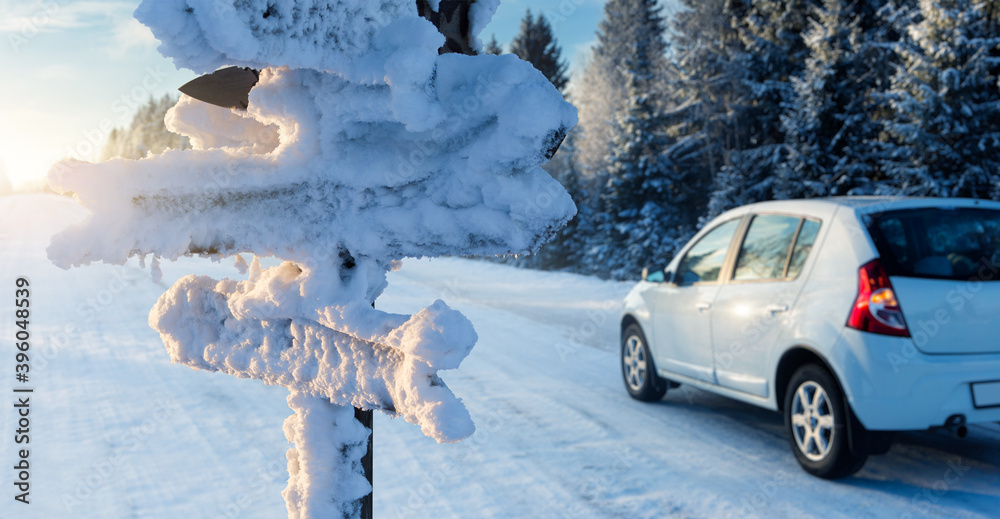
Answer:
[
  {"xmin": 710, "ymin": 214, "xmax": 822, "ymax": 397},
  {"xmin": 650, "ymin": 218, "xmax": 743, "ymax": 384}
]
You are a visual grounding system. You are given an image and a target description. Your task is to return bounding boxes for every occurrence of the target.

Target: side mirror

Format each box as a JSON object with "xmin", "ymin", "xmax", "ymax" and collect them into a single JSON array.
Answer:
[{"xmin": 643, "ymin": 267, "xmax": 666, "ymax": 283}]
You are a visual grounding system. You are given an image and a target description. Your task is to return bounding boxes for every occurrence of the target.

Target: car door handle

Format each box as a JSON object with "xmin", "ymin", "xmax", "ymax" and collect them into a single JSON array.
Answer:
[
  {"xmin": 696, "ymin": 302, "xmax": 712, "ymax": 312},
  {"xmin": 767, "ymin": 304, "xmax": 789, "ymax": 315}
]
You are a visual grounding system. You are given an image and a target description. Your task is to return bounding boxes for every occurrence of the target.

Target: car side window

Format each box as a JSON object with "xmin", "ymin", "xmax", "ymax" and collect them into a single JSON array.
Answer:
[
  {"xmin": 786, "ymin": 219, "xmax": 821, "ymax": 279},
  {"xmin": 677, "ymin": 219, "xmax": 741, "ymax": 285},
  {"xmin": 734, "ymin": 215, "xmax": 802, "ymax": 281}
]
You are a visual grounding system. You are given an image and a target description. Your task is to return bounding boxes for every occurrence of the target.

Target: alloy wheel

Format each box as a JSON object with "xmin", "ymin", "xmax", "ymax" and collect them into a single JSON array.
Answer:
[
  {"xmin": 790, "ymin": 381, "xmax": 836, "ymax": 462},
  {"xmin": 623, "ymin": 335, "xmax": 647, "ymax": 392}
]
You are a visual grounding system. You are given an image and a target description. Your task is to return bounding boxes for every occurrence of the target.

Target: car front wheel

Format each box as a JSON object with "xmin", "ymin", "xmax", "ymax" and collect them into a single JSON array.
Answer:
[
  {"xmin": 784, "ymin": 364, "xmax": 867, "ymax": 479},
  {"xmin": 621, "ymin": 324, "xmax": 667, "ymax": 402}
]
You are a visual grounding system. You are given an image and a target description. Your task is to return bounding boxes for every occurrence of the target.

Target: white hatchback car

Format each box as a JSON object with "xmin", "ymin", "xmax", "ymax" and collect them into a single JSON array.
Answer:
[{"xmin": 621, "ymin": 197, "xmax": 1000, "ymax": 478}]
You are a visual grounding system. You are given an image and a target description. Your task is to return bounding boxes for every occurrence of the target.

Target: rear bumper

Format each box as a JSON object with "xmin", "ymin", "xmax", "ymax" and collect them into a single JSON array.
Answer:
[{"xmin": 832, "ymin": 330, "xmax": 1000, "ymax": 430}]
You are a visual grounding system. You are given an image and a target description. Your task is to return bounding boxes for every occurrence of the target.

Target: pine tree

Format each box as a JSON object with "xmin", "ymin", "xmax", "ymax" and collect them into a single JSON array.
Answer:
[
  {"xmin": 102, "ymin": 95, "xmax": 191, "ymax": 161},
  {"xmin": 701, "ymin": 0, "xmax": 818, "ymax": 216},
  {"xmin": 595, "ymin": 28, "xmax": 686, "ymax": 280},
  {"xmin": 881, "ymin": 0, "xmax": 1000, "ymax": 198},
  {"xmin": 667, "ymin": 0, "xmax": 756, "ymax": 220},
  {"xmin": 597, "ymin": 64, "xmax": 671, "ymax": 278},
  {"xmin": 779, "ymin": 0, "xmax": 899, "ymax": 198},
  {"xmin": 483, "ymin": 34, "xmax": 503, "ymax": 55},
  {"xmin": 509, "ymin": 10, "xmax": 568, "ymax": 91},
  {"xmin": 573, "ymin": 0, "xmax": 668, "ymax": 179}
]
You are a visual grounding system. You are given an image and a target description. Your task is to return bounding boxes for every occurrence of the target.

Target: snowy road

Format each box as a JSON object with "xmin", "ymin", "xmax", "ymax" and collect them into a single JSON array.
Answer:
[{"xmin": 2, "ymin": 194, "xmax": 998, "ymax": 518}]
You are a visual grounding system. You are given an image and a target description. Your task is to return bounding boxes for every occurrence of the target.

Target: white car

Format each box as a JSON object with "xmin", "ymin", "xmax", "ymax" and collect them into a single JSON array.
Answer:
[{"xmin": 620, "ymin": 197, "xmax": 1000, "ymax": 478}]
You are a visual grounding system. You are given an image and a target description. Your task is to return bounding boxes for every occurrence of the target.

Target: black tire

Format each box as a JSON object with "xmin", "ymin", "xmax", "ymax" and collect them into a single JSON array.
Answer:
[
  {"xmin": 784, "ymin": 364, "xmax": 867, "ymax": 479},
  {"xmin": 621, "ymin": 324, "xmax": 667, "ymax": 402}
]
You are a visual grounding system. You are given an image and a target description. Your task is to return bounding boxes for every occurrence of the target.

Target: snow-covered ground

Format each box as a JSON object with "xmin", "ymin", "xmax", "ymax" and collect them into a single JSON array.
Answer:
[{"xmin": 2, "ymin": 194, "xmax": 998, "ymax": 518}]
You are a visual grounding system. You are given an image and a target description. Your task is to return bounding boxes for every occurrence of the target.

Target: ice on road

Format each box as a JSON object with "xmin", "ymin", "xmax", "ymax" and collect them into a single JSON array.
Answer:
[{"xmin": 1, "ymin": 194, "xmax": 998, "ymax": 518}]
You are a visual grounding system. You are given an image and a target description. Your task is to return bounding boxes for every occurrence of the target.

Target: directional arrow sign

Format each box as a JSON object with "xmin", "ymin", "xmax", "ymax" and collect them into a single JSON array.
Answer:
[
  {"xmin": 48, "ymin": 61, "xmax": 574, "ymax": 267},
  {"xmin": 46, "ymin": 1, "xmax": 576, "ymax": 517}
]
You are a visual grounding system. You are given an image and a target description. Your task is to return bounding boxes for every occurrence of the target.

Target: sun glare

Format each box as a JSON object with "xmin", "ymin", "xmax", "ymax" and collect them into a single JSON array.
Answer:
[{"xmin": 0, "ymin": 140, "xmax": 64, "ymax": 191}]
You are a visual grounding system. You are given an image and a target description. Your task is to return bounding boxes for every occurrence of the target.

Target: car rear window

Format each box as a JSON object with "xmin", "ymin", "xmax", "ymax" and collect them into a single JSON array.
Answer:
[{"xmin": 866, "ymin": 207, "xmax": 1000, "ymax": 280}]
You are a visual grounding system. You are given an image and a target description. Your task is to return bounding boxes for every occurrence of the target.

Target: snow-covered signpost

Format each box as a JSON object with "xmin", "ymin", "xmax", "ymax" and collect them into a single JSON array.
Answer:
[{"xmin": 46, "ymin": 1, "xmax": 576, "ymax": 517}]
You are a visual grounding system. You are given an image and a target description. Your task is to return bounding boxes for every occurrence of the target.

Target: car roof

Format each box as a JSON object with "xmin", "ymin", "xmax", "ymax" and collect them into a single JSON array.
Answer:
[{"xmin": 717, "ymin": 196, "xmax": 1000, "ymax": 220}]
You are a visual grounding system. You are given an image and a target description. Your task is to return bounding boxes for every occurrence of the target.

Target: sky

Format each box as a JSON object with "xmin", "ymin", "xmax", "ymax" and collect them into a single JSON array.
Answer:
[{"xmin": 0, "ymin": 0, "xmax": 607, "ymax": 189}]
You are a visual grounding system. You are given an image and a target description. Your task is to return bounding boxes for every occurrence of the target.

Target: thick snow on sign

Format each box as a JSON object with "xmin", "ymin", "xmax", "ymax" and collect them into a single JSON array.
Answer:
[
  {"xmin": 48, "ymin": 58, "xmax": 576, "ymax": 268},
  {"xmin": 134, "ymin": 0, "xmax": 434, "ymax": 79},
  {"xmin": 46, "ymin": 2, "xmax": 576, "ymax": 515},
  {"xmin": 152, "ymin": 263, "xmax": 480, "ymax": 442}
]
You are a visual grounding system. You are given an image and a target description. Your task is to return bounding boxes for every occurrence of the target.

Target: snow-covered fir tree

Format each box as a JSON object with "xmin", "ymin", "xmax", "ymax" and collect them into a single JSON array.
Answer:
[
  {"xmin": 881, "ymin": 0, "xmax": 1000, "ymax": 198},
  {"xmin": 701, "ymin": 0, "xmax": 815, "ymax": 217},
  {"xmin": 494, "ymin": 0, "xmax": 1000, "ymax": 280},
  {"xmin": 573, "ymin": 0, "xmax": 669, "ymax": 179},
  {"xmin": 594, "ymin": 27, "xmax": 685, "ymax": 279},
  {"xmin": 666, "ymin": 0, "xmax": 756, "ymax": 220},
  {"xmin": 101, "ymin": 95, "xmax": 191, "ymax": 161},
  {"xmin": 509, "ymin": 10, "xmax": 568, "ymax": 91},
  {"xmin": 483, "ymin": 34, "xmax": 503, "ymax": 55},
  {"xmin": 779, "ymin": 0, "xmax": 899, "ymax": 198}
]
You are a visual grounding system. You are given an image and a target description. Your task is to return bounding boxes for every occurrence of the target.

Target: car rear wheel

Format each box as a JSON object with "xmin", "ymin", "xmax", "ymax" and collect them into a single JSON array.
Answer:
[
  {"xmin": 784, "ymin": 364, "xmax": 867, "ymax": 479},
  {"xmin": 622, "ymin": 324, "xmax": 667, "ymax": 402}
]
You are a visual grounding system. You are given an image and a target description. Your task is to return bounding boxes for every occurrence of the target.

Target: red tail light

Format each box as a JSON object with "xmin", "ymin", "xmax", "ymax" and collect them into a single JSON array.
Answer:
[{"xmin": 847, "ymin": 259, "xmax": 910, "ymax": 337}]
